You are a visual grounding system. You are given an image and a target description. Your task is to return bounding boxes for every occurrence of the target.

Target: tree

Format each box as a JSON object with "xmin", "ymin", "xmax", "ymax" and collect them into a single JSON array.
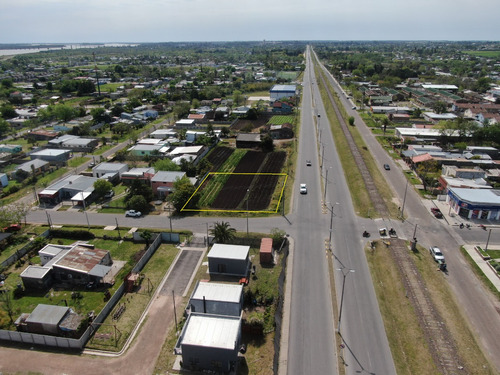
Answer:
[
  {"xmin": 271, "ymin": 228, "xmax": 286, "ymax": 248},
  {"xmin": 154, "ymin": 158, "xmax": 181, "ymax": 171},
  {"xmin": 140, "ymin": 230, "xmax": 153, "ymax": 247},
  {"xmin": 260, "ymin": 134, "xmax": 274, "ymax": 152},
  {"xmin": 170, "ymin": 176, "xmax": 198, "ymax": 211},
  {"xmin": 126, "ymin": 195, "xmax": 150, "ymax": 213},
  {"xmin": 53, "ymin": 104, "xmax": 78, "ymax": 122},
  {"xmin": 0, "ymin": 104, "xmax": 17, "ymax": 119},
  {"xmin": 348, "ymin": 116, "xmax": 355, "ymax": 126},
  {"xmin": 432, "ymin": 101, "xmax": 447, "ymax": 114},
  {"xmin": 93, "ymin": 179, "xmax": 113, "ymax": 198},
  {"xmin": 91, "ymin": 107, "xmax": 111, "ymax": 124},
  {"xmin": 416, "ymin": 160, "xmax": 439, "ymax": 192},
  {"xmin": 0, "ymin": 118, "xmax": 10, "ymax": 137},
  {"xmin": 210, "ymin": 221, "xmax": 236, "ymax": 244},
  {"xmin": 126, "ymin": 179, "xmax": 153, "ymax": 203}
]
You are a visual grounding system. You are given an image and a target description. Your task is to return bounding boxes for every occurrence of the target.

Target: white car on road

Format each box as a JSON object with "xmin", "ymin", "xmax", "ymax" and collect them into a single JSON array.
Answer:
[
  {"xmin": 300, "ymin": 184, "xmax": 307, "ymax": 194},
  {"xmin": 125, "ymin": 210, "xmax": 142, "ymax": 217},
  {"xmin": 429, "ymin": 246, "xmax": 445, "ymax": 262}
]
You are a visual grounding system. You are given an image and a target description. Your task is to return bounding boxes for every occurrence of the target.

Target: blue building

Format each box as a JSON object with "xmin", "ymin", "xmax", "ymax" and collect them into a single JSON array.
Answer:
[{"xmin": 447, "ymin": 187, "xmax": 500, "ymax": 220}]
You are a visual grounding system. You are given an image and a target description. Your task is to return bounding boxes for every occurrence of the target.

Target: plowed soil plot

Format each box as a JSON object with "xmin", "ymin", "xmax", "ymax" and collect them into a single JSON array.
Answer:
[
  {"xmin": 205, "ymin": 146, "xmax": 234, "ymax": 172},
  {"xmin": 211, "ymin": 151, "xmax": 286, "ymax": 211},
  {"xmin": 212, "ymin": 151, "xmax": 266, "ymax": 210},
  {"xmin": 211, "ymin": 174, "xmax": 254, "ymax": 209},
  {"xmin": 248, "ymin": 152, "xmax": 286, "ymax": 210},
  {"xmin": 234, "ymin": 151, "xmax": 267, "ymax": 173}
]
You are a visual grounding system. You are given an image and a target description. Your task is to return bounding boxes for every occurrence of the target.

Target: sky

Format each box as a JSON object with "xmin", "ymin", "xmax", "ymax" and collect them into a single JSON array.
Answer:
[{"xmin": 0, "ymin": 0, "xmax": 499, "ymax": 43}]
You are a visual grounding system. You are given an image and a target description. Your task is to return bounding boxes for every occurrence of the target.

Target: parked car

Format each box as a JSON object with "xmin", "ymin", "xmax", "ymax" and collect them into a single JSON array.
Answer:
[
  {"xmin": 300, "ymin": 183, "xmax": 307, "ymax": 194},
  {"xmin": 383, "ymin": 164, "xmax": 390, "ymax": 170},
  {"xmin": 104, "ymin": 190, "xmax": 114, "ymax": 199},
  {"xmin": 3, "ymin": 224, "xmax": 21, "ymax": 232},
  {"xmin": 125, "ymin": 210, "xmax": 142, "ymax": 217},
  {"xmin": 352, "ymin": 106, "xmax": 357, "ymax": 110},
  {"xmin": 431, "ymin": 207, "xmax": 443, "ymax": 218},
  {"xmin": 429, "ymin": 246, "xmax": 445, "ymax": 262}
]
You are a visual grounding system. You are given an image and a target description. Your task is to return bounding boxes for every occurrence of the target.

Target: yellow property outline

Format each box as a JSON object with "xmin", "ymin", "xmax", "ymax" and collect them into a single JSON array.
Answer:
[{"xmin": 181, "ymin": 172, "xmax": 288, "ymax": 213}]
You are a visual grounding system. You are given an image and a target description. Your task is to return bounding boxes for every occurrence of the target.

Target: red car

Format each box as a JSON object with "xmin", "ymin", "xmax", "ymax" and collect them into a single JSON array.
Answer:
[
  {"xmin": 430, "ymin": 208, "xmax": 443, "ymax": 218},
  {"xmin": 3, "ymin": 224, "xmax": 21, "ymax": 232}
]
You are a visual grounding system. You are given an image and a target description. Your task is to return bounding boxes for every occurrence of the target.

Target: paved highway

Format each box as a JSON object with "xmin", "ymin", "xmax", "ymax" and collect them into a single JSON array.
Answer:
[
  {"xmin": 308, "ymin": 48, "xmax": 397, "ymax": 375},
  {"xmin": 316, "ymin": 49, "xmax": 500, "ymax": 371}
]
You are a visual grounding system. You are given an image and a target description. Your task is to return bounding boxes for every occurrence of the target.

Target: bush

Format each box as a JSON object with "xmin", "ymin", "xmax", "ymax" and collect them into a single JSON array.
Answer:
[{"xmin": 50, "ymin": 229, "xmax": 95, "ymax": 240}]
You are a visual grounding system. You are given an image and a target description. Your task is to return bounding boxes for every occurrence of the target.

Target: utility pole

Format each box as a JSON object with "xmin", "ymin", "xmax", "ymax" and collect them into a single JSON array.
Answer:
[{"xmin": 336, "ymin": 267, "xmax": 355, "ymax": 332}]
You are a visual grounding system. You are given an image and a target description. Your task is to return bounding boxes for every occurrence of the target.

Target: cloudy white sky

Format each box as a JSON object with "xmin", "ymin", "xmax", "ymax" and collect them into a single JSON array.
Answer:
[{"xmin": 0, "ymin": 0, "xmax": 498, "ymax": 43}]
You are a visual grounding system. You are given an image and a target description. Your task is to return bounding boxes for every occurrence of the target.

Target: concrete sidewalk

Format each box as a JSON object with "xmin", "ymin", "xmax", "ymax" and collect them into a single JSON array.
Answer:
[{"xmin": 463, "ymin": 244, "xmax": 500, "ymax": 292}]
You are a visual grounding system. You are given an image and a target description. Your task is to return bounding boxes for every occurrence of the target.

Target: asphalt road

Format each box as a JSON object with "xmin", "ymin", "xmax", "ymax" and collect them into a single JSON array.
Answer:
[
  {"xmin": 317, "ymin": 50, "xmax": 500, "ymax": 372},
  {"xmin": 284, "ymin": 48, "xmax": 337, "ymax": 375},
  {"xmin": 309, "ymin": 48, "xmax": 397, "ymax": 375}
]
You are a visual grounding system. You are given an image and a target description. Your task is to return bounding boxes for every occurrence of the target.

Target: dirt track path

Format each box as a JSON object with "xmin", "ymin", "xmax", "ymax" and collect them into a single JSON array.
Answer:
[{"xmin": 0, "ymin": 294, "xmax": 179, "ymax": 375}]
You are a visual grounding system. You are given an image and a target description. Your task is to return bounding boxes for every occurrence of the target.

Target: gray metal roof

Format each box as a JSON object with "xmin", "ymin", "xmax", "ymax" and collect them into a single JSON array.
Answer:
[
  {"xmin": 151, "ymin": 171, "xmax": 186, "ymax": 182},
  {"xmin": 31, "ymin": 149, "xmax": 71, "ymax": 157},
  {"xmin": 20, "ymin": 265, "xmax": 51, "ymax": 279},
  {"xmin": 181, "ymin": 313, "xmax": 240, "ymax": 349},
  {"xmin": 25, "ymin": 304, "xmax": 69, "ymax": 326},
  {"xmin": 208, "ymin": 244, "xmax": 249, "ymax": 260},
  {"xmin": 449, "ymin": 187, "xmax": 500, "ymax": 205},
  {"xmin": 192, "ymin": 281, "xmax": 243, "ymax": 303}
]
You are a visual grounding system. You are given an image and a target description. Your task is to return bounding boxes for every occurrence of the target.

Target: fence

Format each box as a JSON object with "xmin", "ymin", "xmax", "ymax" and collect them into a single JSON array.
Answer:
[
  {"xmin": 273, "ymin": 239, "xmax": 289, "ymax": 374},
  {"xmin": 0, "ymin": 230, "xmax": 176, "ymax": 350}
]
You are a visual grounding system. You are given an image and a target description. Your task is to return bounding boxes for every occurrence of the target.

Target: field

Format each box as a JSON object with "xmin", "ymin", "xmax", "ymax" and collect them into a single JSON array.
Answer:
[
  {"xmin": 184, "ymin": 150, "xmax": 287, "ymax": 212},
  {"xmin": 267, "ymin": 115, "xmax": 294, "ymax": 125}
]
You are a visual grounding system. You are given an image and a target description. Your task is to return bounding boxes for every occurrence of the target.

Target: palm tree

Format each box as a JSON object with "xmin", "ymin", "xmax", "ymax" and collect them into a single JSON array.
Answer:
[{"xmin": 210, "ymin": 221, "xmax": 236, "ymax": 244}]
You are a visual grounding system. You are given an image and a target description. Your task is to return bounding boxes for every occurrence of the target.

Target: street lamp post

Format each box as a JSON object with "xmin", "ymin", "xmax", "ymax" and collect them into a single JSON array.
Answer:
[{"xmin": 336, "ymin": 267, "xmax": 355, "ymax": 332}]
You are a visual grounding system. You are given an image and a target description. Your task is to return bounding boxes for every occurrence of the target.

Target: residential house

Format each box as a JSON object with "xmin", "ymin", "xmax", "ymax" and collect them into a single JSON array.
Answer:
[
  {"xmin": 25, "ymin": 130, "xmax": 59, "ymax": 141},
  {"xmin": 92, "ymin": 162, "xmax": 129, "ymax": 181},
  {"xmin": 15, "ymin": 159, "xmax": 50, "ymax": 177},
  {"xmin": 0, "ymin": 144, "xmax": 22, "ymax": 154},
  {"xmin": 151, "ymin": 171, "xmax": 186, "ymax": 197},
  {"xmin": 271, "ymin": 101, "xmax": 293, "ymax": 114},
  {"xmin": 121, "ymin": 167, "xmax": 156, "ymax": 185},
  {"xmin": 37, "ymin": 175, "xmax": 97, "ymax": 206},
  {"xmin": 30, "ymin": 149, "xmax": 72, "ymax": 165},
  {"xmin": 175, "ymin": 119, "xmax": 196, "ymax": 128},
  {"xmin": 128, "ymin": 144, "xmax": 164, "ymax": 157}
]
